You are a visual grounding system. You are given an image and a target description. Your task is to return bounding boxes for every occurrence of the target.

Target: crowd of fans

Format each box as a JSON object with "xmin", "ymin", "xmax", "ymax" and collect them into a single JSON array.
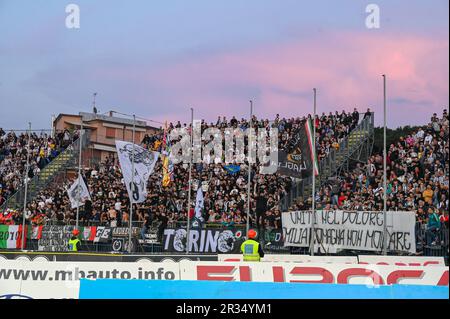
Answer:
[
  {"xmin": 2, "ymin": 108, "xmax": 447, "ymax": 251},
  {"xmin": 0, "ymin": 129, "xmax": 76, "ymax": 208},
  {"xmin": 314, "ymin": 108, "xmax": 371, "ymax": 161},
  {"xmin": 290, "ymin": 109, "xmax": 449, "ymax": 246},
  {"xmin": 0, "ymin": 110, "xmax": 363, "ymax": 236}
]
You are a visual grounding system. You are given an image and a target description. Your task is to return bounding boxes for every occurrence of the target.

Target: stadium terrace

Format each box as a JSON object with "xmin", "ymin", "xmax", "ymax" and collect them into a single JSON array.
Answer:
[{"xmin": 0, "ymin": 108, "xmax": 448, "ymax": 259}]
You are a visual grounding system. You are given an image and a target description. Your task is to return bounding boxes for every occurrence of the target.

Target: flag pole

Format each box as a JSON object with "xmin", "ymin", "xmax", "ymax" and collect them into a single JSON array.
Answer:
[
  {"xmin": 186, "ymin": 107, "xmax": 194, "ymax": 254},
  {"xmin": 382, "ymin": 74, "xmax": 388, "ymax": 255},
  {"xmin": 21, "ymin": 122, "xmax": 31, "ymax": 250},
  {"xmin": 76, "ymin": 118, "xmax": 83, "ymax": 230},
  {"xmin": 310, "ymin": 88, "xmax": 317, "ymax": 256},
  {"xmin": 128, "ymin": 114, "xmax": 136, "ymax": 253},
  {"xmin": 163, "ymin": 121, "xmax": 168, "ymax": 187},
  {"xmin": 246, "ymin": 100, "xmax": 253, "ymax": 237},
  {"xmin": 51, "ymin": 115, "xmax": 55, "ymax": 139}
]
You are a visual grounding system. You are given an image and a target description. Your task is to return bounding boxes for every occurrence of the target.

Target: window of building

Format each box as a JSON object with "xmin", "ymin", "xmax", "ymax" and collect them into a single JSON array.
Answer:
[{"xmin": 106, "ymin": 127, "xmax": 116, "ymax": 138}]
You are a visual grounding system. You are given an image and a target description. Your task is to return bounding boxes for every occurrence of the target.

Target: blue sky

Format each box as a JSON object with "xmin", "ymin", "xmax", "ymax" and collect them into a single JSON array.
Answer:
[{"xmin": 0, "ymin": 0, "xmax": 448, "ymax": 130}]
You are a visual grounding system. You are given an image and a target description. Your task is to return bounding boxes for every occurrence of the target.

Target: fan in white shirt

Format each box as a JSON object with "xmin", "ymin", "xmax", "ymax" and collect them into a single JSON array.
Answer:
[
  {"xmin": 415, "ymin": 129, "xmax": 425, "ymax": 139},
  {"xmin": 424, "ymin": 134, "xmax": 433, "ymax": 145}
]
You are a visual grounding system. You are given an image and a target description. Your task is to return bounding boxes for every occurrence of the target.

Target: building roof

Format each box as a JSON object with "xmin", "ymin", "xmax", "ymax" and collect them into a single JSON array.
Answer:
[
  {"xmin": 79, "ymin": 112, "xmax": 148, "ymax": 127},
  {"xmin": 62, "ymin": 120, "xmax": 97, "ymax": 129},
  {"xmin": 53, "ymin": 112, "xmax": 160, "ymax": 131}
]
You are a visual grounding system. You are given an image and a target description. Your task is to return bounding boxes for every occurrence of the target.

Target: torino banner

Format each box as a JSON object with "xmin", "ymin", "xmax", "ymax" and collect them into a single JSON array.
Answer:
[
  {"xmin": 282, "ymin": 211, "xmax": 416, "ymax": 253},
  {"xmin": 163, "ymin": 228, "xmax": 245, "ymax": 253}
]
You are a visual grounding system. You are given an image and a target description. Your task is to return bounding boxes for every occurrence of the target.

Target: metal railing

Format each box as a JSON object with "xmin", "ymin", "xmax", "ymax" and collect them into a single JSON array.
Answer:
[
  {"xmin": 3, "ymin": 219, "xmax": 447, "ymax": 261},
  {"xmin": 43, "ymin": 219, "xmax": 144, "ymax": 228},
  {"xmin": 166, "ymin": 221, "xmax": 248, "ymax": 229},
  {"xmin": 29, "ymin": 219, "xmax": 251, "ymax": 230},
  {"xmin": 416, "ymin": 226, "xmax": 449, "ymax": 258},
  {"xmin": 318, "ymin": 112, "xmax": 374, "ymax": 184},
  {"xmin": 280, "ymin": 178, "xmax": 303, "ymax": 211},
  {"xmin": 281, "ymin": 113, "xmax": 374, "ymax": 210}
]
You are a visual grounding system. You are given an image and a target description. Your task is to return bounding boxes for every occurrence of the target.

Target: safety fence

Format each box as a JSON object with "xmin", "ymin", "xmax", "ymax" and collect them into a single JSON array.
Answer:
[
  {"xmin": 40, "ymin": 219, "xmax": 248, "ymax": 230},
  {"xmin": 418, "ymin": 227, "xmax": 449, "ymax": 258},
  {"xmin": 0, "ymin": 222, "xmax": 447, "ymax": 263}
]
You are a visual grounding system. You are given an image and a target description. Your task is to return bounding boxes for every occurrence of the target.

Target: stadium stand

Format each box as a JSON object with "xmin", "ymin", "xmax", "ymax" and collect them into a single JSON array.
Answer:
[
  {"xmin": 289, "ymin": 109, "xmax": 449, "ymax": 253},
  {"xmin": 0, "ymin": 129, "xmax": 77, "ymax": 208},
  {"xmin": 0, "ymin": 109, "xmax": 448, "ymax": 255},
  {"xmin": 0, "ymin": 110, "xmax": 360, "ymax": 228}
]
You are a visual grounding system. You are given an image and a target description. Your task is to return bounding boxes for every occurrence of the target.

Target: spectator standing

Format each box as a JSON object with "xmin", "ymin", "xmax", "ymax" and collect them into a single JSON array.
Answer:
[
  {"xmin": 141, "ymin": 213, "xmax": 151, "ymax": 240},
  {"xmin": 157, "ymin": 212, "xmax": 168, "ymax": 242},
  {"xmin": 426, "ymin": 207, "xmax": 441, "ymax": 245}
]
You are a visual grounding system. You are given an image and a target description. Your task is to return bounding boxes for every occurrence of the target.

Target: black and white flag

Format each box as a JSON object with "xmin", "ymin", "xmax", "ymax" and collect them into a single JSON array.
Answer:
[
  {"xmin": 115, "ymin": 140, "xmax": 160, "ymax": 203},
  {"xmin": 194, "ymin": 185, "xmax": 204, "ymax": 219},
  {"xmin": 67, "ymin": 175, "xmax": 91, "ymax": 209}
]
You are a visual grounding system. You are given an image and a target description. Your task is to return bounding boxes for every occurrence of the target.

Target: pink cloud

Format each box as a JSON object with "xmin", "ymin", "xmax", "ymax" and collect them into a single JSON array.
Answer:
[{"xmin": 98, "ymin": 31, "xmax": 449, "ymax": 127}]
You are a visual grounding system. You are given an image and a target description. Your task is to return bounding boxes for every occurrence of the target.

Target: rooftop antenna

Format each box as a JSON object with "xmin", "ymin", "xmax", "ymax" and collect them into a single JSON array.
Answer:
[{"xmin": 92, "ymin": 92, "xmax": 98, "ymax": 114}]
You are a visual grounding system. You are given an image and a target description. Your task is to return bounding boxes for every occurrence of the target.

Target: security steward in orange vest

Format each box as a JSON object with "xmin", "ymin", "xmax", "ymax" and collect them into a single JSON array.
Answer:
[
  {"xmin": 240, "ymin": 229, "xmax": 264, "ymax": 261},
  {"xmin": 68, "ymin": 229, "xmax": 81, "ymax": 252}
]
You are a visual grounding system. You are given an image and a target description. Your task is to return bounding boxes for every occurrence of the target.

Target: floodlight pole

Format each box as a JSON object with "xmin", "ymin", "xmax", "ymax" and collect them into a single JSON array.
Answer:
[
  {"xmin": 186, "ymin": 108, "xmax": 194, "ymax": 254},
  {"xmin": 382, "ymin": 75, "xmax": 388, "ymax": 255},
  {"xmin": 21, "ymin": 122, "xmax": 31, "ymax": 250},
  {"xmin": 128, "ymin": 115, "xmax": 136, "ymax": 253},
  {"xmin": 76, "ymin": 119, "xmax": 83, "ymax": 229},
  {"xmin": 310, "ymin": 88, "xmax": 317, "ymax": 256},
  {"xmin": 246, "ymin": 100, "xmax": 253, "ymax": 237}
]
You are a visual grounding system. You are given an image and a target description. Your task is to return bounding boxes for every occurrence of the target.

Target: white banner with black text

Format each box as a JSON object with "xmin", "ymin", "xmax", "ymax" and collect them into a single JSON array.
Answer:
[{"xmin": 282, "ymin": 210, "xmax": 416, "ymax": 253}]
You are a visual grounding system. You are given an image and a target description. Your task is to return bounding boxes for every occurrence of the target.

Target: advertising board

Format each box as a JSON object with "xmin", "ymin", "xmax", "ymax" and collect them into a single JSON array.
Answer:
[
  {"xmin": 179, "ymin": 261, "xmax": 449, "ymax": 286},
  {"xmin": 0, "ymin": 260, "xmax": 179, "ymax": 299}
]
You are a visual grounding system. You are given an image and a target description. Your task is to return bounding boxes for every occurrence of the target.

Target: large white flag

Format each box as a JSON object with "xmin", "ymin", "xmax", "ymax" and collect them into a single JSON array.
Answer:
[
  {"xmin": 194, "ymin": 185, "xmax": 204, "ymax": 219},
  {"xmin": 67, "ymin": 175, "xmax": 91, "ymax": 209},
  {"xmin": 115, "ymin": 140, "xmax": 160, "ymax": 204}
]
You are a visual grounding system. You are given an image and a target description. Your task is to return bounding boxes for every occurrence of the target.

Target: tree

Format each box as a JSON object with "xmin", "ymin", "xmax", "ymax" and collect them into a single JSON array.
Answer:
[{"xmin": 373, "ymin": 125, "xmax": 420, "ymax": 154}]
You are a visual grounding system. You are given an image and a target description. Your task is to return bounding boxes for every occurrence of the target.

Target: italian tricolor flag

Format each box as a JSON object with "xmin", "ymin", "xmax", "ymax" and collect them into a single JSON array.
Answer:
[
  {"xmin": 0, "ymin": 225, "xmax": 26, "ymax": 249},
  {"xmin": 29, "ymin": 225, "xmax": 43, "ymax": 240},
  {"xmin": 80, "ymin": 226, "xmax": 97, "ymax": 241}
]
